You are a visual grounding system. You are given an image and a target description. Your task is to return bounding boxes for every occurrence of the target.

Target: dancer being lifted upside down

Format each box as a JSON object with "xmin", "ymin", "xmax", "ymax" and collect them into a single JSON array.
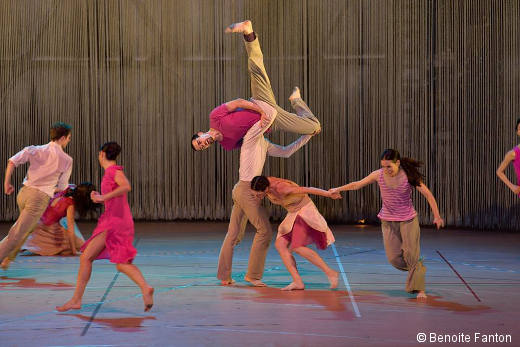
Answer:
[
  {"xmin": 191, "ymin": 19, "xmax": 320, "ymax": 151},
  {"xmin": 213, "ymin": 20, "xmax": 319, "ymax": 287},
  {"xmin": 330, "ymin": 149, "xmax": 444, "ymax": 300},
  {"xmin": 250, "ymin": 176, "xmax": 341, "ymax": 291},
  {"xmin": 57, "ymin": 142, "xmax": 154, "ymax": 312}
]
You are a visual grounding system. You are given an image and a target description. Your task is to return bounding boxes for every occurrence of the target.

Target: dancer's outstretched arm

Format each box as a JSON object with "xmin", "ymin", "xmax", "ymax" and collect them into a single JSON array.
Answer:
[
  {"xmin": 416, "ymin": 183, "xmax": 444, "ymax": 229},
  {"xmin": 278, "ymin": 185, "xmax": 341, "ymax": 199},
  {"xmin": 330, "ymin": 170, "xmax": 379, "ymax": 194},
  {"xmin": 266, "ymin": 135, "xmax": 313, "ymax": 158},
  {"xmin": 496, "ymin": 150, "xmax": 519, "ymax": 194}
]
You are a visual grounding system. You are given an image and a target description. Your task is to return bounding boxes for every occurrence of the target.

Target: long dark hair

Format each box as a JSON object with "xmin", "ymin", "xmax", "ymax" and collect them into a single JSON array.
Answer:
[
  {"xmin": 516, "ymin": 118, "xmax": 520, "ymax": 131},
  {"xmin": 100, "ymin": 142, "xmax": 121, "ymax": 160},
  {"xmin": 65, "ymin": 182, "xmax": 100, "ymax": 217},
  {"xmin": 380, "ymin": 149, "xmax": 424, "ymax": 187}
]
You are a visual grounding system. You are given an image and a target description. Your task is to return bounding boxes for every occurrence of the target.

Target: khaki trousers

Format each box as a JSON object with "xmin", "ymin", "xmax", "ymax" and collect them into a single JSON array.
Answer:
[
  {"xmin": 0, "ymin": 186, "xmax": 50, "ymax": 261},
  {"xmin": 381, "ymin": 216, "xmax": 426, "ymax": 293},
  {"xmin": 244, "ymin": 37, "xmax": 320, "ymax": 134},
  {"xmin": 217, "ymin": 181, "xmax": 273, "ymax": 281}
]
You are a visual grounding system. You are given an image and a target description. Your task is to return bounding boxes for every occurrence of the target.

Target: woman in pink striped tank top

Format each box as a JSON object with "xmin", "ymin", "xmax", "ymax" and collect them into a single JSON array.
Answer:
[
  {"xmin": 330, "ymin": 149, "xmax": 444, "ymax": 300},
  {"xmin": 496, "ymin": 119, "xmax": 520, "ymax": 195}
]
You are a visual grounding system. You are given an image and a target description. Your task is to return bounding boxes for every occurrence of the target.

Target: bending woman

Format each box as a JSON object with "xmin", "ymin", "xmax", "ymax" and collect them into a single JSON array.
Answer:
[
  {"xmin": 250, "ymin": 176, "xmax": 340, "ymax": 291},
  {"xmin": 330, "ymin": 149, "xmax": 444, "ymax": 300},
  {"xmin": 496, "ymin": 118, "xmax": 520, "ymax": 195},
  {"xmin": 0, "ymin": 183, "xmax": 98, "ymax": 269}
]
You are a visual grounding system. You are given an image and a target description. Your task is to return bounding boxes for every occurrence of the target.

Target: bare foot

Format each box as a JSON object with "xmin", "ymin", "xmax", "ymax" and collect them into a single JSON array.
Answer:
[
  {"xmin": 327, "ymin": 271, "xmax": 339, "ymax": 289},
  {"xmin": 417, "ymin": 291, "xmax": 427, "ymax": 301},
  {"xmin": 281, "ymin": 282, "xmax": 305, "ymax": 291},
  {"xmin": 225, "ymin": 20, "xmax": 253, "ymax": 35},
  {"xmin": 56, "ymin": 299, "xmax": 82, "ymax": 312},
  {"xmin": 288, "ymin": 87, "xmax": 301, "ymax": 102},
  {"xmin": 244, "ymin": 276, "xmax": 267, "ymax": 287},
  {"xmin": 1, "ymin": 257, "xmax": 11, "ymax": 270},
  {"xmin": 143, "ymin": 287, "xmax": 154, "ymax": 312},
  {"xmin": 220, "ymin": 279, "xmax": 236, "ymax": 286}
]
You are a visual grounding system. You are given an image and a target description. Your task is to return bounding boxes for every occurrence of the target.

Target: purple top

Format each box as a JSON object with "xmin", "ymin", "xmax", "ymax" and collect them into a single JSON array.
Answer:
[
  {"xmin": 377, "ymin": 169, "xmax": 417, "ymax": 221},
  {"xmin": 209, "ymin": 104, "xmax": 262, "ymax": 150},
  {"xmin": 513, "ymin": 147, "xmax": 520, "ymax": 188}
]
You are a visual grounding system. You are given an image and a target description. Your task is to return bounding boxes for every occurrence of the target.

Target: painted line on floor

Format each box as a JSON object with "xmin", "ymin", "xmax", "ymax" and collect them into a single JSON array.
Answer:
[
  {"xmin": 331, "ymin": 243, "xmax": 362, "ymax": 318},
  {"xmin": 436, "ymin": 250, "xmax": 481, "ymax": 302}
]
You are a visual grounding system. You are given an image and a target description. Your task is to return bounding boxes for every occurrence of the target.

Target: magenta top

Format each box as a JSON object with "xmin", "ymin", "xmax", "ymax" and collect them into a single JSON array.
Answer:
[
  {"xmin": 80, "ymin": 165, "xmax": 137, "ymax": 264},
  {"xmin": 40, "ymin": 188, "xmax": 74, "ymax": 226},
  {"xmin": 513, "ymin": 147, "xmax": 520, "ymax": 188},
  {"xmin": 377, "ymin": 169, "xmax": 417, "ymax": 221},
  {"xmin": 209, "ymin": 104, "xmax": 262, "ymax": 150}
]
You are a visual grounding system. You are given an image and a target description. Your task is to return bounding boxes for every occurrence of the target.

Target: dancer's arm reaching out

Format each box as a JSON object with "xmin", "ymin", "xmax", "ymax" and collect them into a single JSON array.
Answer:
[
  {"xmin": 90, "ymin": 171, "xmax": 131, "ymax": 203},
  {"xmin": 416, "ymin": 183, "xmax": 444, "ymax": 229},
  {"xmin": 496, "ymin": 150, "xmax": 520, "ymax": 194},
  {"xmin": 329, "ymin": 170, "xmax": 380, "ymax": 194},
  {"xmin": 277, "ymin": 184, "xmax": 341, "ymax": 199}
]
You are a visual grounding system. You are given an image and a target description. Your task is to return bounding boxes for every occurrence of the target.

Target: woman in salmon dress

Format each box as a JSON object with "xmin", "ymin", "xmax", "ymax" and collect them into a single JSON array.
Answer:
[{"xmin": 250, "ymin": 175, "xmax": 341, "ymax": 291}]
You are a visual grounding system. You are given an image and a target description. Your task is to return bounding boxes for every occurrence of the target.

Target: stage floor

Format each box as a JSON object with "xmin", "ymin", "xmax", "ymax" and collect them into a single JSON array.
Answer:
[{"xmin": 0, "ymin": 222, "xmax": 518, "ymax": 346}]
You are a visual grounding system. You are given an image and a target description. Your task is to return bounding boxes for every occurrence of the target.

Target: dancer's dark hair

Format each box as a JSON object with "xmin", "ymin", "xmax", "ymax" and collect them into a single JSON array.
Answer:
[
  {"xmin": 516, "ymin": 118, "xmax": 520, "ymax": 131},
  {"xmin": 50, "ymin": 122, "xmax": 72, "ymax": 141},
  {"xmin": 191, "ymin": 133, "xmax": 199, "ymax": 151},
  {"xmin": 65, "ymin": 182, "xmax": 100, "ymax": 217},
  {"xmin": 380, "ymin": 149, "xmax": 424, "ymax": 187},
  {"xmin": 250, "ymin": 176, "xmax": 270, "ymax": 191},
  {"xmin": 100, "ymin": 142, "xmax": 121, "ymax": 160}
]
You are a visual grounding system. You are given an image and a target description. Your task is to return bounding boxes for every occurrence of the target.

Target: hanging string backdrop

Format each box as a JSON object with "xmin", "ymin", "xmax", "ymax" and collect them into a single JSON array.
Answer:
[{"xmin": 0, "ymin": 1, "xmax": 519, "ymax": 229}]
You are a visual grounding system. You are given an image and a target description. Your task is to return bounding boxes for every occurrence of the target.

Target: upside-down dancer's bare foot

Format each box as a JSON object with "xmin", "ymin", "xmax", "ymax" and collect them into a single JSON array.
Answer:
[
  {"xmin": 1, "ymin": 257, "xmax": 11, "ymax": 270},
  {"xmin": 244, "ymin": 276, "xmax": 267, "ymax": 287},
  {"xmin": 327, "ymin": 271, "xmax": 339, "ymax": 289},
  {"xmin": 225, "ymin": 20, "xmax": 253, "ymax": 35},
  {"xmin": 220, "ymin": 279, "xmax": 236, "ymax": 285},
  {"xmin": 416, "ymin": 290, "xmax": 427, "ymax": 301},
  {"xmin": 288, "ymin": 87, "xmax": 301, "ymax": 102},
  {"xmin": 143, "ymin": 287, "xmax": 154, "ymax": 312},
  {"xmin": 56, "ymin": 299, "xmax": 82, "ymax": 312},
  {"xmin": 281, "ymin": 282, "xmax": 305, "ymax": 291}
]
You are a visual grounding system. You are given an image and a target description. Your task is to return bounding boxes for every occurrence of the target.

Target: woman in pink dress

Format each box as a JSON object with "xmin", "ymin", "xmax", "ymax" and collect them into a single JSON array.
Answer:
[
  {"xmin": 330, "ymin": 149, "xmax": 444, "ymax": 300},
  {"xmin": 496, "ymin": 119, "xmax": 520, "ymax": 195},
  {"xmin": 250, "ymin": 175, "xmax": 341, "ymax": 291},
  {"xmin": 0, "ymin": 183, "xmax": 97, "ymax": 268},
  {"xmin": 57, "ymin": 142, "xmax": 154, "ymax": 312}
]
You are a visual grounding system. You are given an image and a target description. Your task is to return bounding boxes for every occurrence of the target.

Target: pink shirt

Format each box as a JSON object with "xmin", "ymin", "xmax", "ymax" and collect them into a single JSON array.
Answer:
[
  {"xmin": 209, "ymin": 104, "xmax": 262, "ymax": 150},
  {"xmin": 377, "ymin": 169, "xmax": 417, "ymax": 221}
]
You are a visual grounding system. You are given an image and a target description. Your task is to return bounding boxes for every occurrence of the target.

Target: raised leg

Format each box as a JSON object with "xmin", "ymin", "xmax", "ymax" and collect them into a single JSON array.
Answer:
[{"xmin": 293, "ymin": 246, "xmax": 338, "ymax": 289}]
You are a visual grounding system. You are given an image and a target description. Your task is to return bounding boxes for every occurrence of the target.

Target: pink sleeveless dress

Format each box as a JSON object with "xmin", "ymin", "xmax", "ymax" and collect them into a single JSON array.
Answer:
[
  {"xmin": 81, "ymin": 165, "xmax": 137, "ymax": 263},
  {"xmin": 513, "ymin": 147, "xmax": 520, "ymax": 192}
]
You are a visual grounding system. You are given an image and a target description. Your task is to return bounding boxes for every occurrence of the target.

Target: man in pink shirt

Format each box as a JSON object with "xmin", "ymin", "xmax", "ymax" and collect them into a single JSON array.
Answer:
[
  {"xmin": 191, "ymin": 21, "xmax": 320, "ymax": 151},
  {"xmin": 1, "ymin": 122, "xmax": 73, "ymax": 269}
]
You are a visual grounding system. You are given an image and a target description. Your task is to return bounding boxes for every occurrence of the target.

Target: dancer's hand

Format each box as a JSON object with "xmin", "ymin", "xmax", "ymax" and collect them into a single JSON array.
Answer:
[
  {"xmin": 90, "ymin": 191, "xmax": 105, "ymax": 203},
  {"xmin": 328, "ymin": 191, "xmax": 342, "ymax": 199},
  {"xmin": 328, "ymin": 188, "xmax": 340, "ymax": 195},
  {"xmin": 260, "ymin": 112, "xmax": 270, "ymax": 128},
  {"xmin": 4, "ymin": 182, "xmax": 14, "ymax": 195},
  {"xmin": 512, "ymin": 185, "xmax": 520, "ymax": 195},
  {"xmin": 433, "ymin": 216, "xmax": 444, "ymax": 229}
]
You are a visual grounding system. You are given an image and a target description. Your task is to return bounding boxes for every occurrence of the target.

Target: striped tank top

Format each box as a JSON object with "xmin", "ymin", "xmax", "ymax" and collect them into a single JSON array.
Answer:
[{"xmin": 377, "ymin": 169, "xmax": 417, "ymax": 221}]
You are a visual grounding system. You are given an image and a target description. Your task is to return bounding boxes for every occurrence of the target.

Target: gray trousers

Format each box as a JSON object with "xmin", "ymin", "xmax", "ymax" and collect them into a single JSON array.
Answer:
[
  {"xmin": 0, "ymin": 186, "xmax": 50, "ymax": 262},
  {"xmin": 381, "ymin": 216, "xmax": 426, "ymax": 293},
  {"xmin": 217, "ymin": 181, "xmax": 272, "ymax": 281},
  {"xmin": 244, "ymin": 37, "xmax": 321, "ymax": 134}
]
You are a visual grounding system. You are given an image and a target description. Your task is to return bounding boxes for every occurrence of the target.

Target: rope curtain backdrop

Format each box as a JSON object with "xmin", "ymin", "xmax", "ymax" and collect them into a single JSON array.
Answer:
[{"xmin": 0, "ymin": 1, "xmax": 519, "ymax": 229}]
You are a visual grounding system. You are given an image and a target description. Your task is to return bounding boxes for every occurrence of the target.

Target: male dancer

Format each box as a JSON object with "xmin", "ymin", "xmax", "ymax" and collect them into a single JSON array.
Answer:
[
  {"xmin": 191, "ymin": 22, "xmax": 320, "ymax": 151},
  {"xmin": 216, "ymin": 20, "xmax": 318, "ymax": 286},
  {"xmin": 1, "ymin": 122, "xmax": 73, "ymax": 269}
]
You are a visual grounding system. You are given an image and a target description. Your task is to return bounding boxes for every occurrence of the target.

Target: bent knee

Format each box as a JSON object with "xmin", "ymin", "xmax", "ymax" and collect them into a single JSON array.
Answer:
[
  {"xmin": 387, "ymin": 256, "xmax": 407, "ymax": 271},
  {"xmin": 80, "ymin": 252, "xmax": 96, "ymax": 263}
]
